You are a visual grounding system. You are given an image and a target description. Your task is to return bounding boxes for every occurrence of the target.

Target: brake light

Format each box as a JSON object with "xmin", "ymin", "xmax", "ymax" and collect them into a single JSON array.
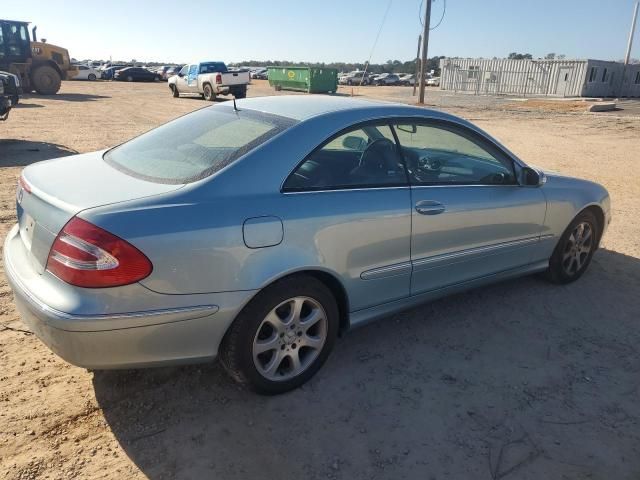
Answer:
[
  {"xmin": 46, "ymin": 217, "xmax": 152, "ymax": 288},
  {"xmin": 215, "ymin": 73, "xmax": 222, "ymax": 84}
]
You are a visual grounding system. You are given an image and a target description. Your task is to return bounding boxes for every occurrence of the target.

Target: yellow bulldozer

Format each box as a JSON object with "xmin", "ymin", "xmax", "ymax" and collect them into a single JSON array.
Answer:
[{"xmin": 0, "ymin": 19, "xmax": 79, "ymax": 95}]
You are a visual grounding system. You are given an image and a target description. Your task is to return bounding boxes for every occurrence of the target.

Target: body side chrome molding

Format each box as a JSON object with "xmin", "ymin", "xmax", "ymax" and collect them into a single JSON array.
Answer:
[
  {"xmin": 360, "ymin": 261, "xmax": 412, "ymax": 280},
  {"xmin": 413, "ymin": 236, "xmax": 541, "ymax": 269}
]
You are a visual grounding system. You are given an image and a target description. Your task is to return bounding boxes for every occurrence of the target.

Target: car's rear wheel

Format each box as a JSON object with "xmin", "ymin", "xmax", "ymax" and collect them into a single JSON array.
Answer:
[
  {"xmin": 220, "ymin": 275, "xmax": 339, "ymax": 395},
  {"xmin": 544, "ymin": 210, "xmax": 599, "ymax": 284},
  {"xmin": 203, "ymin": 84, "xmax": 215, "ymax": 101},
  {"xmin": 170, "ymin": 84, "xmax": 179, "ymax": 98}
]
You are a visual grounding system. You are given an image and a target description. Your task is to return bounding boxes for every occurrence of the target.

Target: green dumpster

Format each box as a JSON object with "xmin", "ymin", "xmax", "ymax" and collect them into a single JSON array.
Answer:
[{"xmin": 267, "ymin": 66, "xmax": 338, "ymax": 94}]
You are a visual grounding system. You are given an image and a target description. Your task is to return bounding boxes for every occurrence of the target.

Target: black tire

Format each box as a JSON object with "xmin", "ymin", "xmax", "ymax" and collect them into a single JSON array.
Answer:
[
  {"xmin": 219, "ymin": 275, "xmax": 339, "ymax": 395},
  {"xmin": 274, "ymin": 85, "xmax": 282, "ymax": 92},
  {"xmin": 347, "ymin": 79, "xmax": 353, "ymax": 86},
  {"xmin": 126, "ymin": 76, "xmax": 133, "ymax": 82},
  {"xmin": 170, "ymin": 84, "xmax": 179, "ymax": 98},
  {"xmin": 31, "ymin": 65, "xmax": 62, "ymax": 95},
  {"xmin": 233, "ymin": 87, "xmax": 247, "ymax": 99},
  {"xmin": 203, "ymin": 83, "xmax": 215, "ymax": 101},
  {"xmin": 544, "ymin": 210, "xmax": 599, "ymax": 284},
  {"xmin": 88, "ymin": 73, "xmax": 96, "ymax": 81}
]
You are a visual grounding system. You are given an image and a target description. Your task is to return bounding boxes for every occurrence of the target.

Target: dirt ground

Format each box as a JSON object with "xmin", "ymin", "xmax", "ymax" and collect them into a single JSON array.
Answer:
[{"xmin": 1, "ymin": 80, "xmax": 639, "ymax": 480}]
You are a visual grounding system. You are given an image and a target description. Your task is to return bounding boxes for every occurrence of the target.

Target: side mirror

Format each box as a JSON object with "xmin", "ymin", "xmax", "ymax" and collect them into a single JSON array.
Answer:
[
  {"xmin": 396, "ymin": 124, "xmax": 417, "ymax": 134},
  {"xmin": 522, "ymin": 167, "xmax": 545, "ymax": 187},
  {"xmin": 342, "ymin": 136, "xmax": 367, "ymax": 151},
  {"xmin": 177, "ymin": 72, "xmax": 184, "ymax": 77}
]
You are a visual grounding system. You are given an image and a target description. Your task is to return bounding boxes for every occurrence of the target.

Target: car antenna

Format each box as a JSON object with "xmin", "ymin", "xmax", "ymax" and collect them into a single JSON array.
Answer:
[{"xmin": 232, "ymin": 96, "xmax": 239, "ymax": 112}]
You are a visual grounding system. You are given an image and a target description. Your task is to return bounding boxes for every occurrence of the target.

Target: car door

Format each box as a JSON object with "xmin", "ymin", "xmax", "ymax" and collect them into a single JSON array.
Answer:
[
  {"xmin": 281, "ymin": 122, "xmax": 412, "ymax": 312},
  {"xmin": 175, "ymin": 65, "xmax": 189, "ymax": 91},
  {"xmin": 186, "ymin": 64, "xmax": 199, "ymax": 92},
  {"xmin": 390, "ymin": 120, "xmax": 547, "ymax": 295}
]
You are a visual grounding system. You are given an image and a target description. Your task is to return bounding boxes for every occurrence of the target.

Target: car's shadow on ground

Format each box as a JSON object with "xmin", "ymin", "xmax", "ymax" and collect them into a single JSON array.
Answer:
[
  {"xmin": 0, "ymin": 140, "xmax": 78, "ymax": 167},
  {"xmin": 92, "ymin": 248, "xmax": 640, "ymax": 480},
  {"xmin": 21, "ymin": 93, "xmax": 110, "ymax": 102}
]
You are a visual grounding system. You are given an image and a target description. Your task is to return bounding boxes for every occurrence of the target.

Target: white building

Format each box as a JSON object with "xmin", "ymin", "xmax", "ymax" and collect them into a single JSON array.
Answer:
[{"xmin": 439, "ymin": 58, "xmax": 640, "ymax": 97}]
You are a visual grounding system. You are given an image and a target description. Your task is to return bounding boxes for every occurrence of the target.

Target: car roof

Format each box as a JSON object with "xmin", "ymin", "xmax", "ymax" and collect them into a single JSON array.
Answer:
[{"xmin": 232, "ymin": 95, "xmax": 460, "ymax": 123}]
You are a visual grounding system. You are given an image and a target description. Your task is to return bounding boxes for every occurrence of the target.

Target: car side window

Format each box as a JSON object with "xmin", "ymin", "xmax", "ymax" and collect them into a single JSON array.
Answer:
[
  {"xmin": 283, "ymin": 124, "xmax": 407, "ymax": 191},
  {"xmin": 392, "ymin": 122, "xmax": 517, "ymax": 186}
]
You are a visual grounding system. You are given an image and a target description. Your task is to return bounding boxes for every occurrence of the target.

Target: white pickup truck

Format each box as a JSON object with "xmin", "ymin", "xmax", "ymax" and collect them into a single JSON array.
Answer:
[{"xmin": 169, "ymin": 61, "xmax": 250, "ymax": 101}]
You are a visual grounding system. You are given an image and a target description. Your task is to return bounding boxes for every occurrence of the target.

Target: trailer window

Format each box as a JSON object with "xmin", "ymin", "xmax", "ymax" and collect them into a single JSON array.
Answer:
[{"xmin": 588, "ymin": 67, "xmax": 598, "ymax": 83}]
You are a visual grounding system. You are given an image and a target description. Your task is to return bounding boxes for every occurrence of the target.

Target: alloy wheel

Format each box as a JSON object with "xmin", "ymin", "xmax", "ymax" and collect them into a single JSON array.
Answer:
[
  {"xmin": 561, "ymin": 221, "xmax": 593, "ymax": 276},
  {"xmin": 252, "ymin": 296, "xmax": 328, "ymax": 381}
]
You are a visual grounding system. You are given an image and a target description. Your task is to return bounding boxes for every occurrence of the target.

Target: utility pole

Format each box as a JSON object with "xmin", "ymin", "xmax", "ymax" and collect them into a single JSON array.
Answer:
[
  {"xmin": 413, "ymin": 34, "xmax": 422, "ymax": 96},
  {"xmin": 621, "ymin": 1, "xmax": 639, "ymax": 97},
  {"xmin": 418, "ymin": 0, "xmax": 432, "ymax": 104}
]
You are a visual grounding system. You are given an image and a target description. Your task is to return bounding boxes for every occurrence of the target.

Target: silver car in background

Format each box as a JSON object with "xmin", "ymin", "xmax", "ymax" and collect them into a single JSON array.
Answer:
[{"xmin": 4, "ymin": 96, "xmax": 611, "ymax": 394}]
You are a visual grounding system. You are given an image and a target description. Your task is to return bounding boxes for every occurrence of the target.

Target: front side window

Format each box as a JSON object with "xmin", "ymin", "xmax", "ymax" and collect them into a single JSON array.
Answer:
[
  {"xmin": 393, "ymin": 122, "xmax": 516, "ymax": 186},
  {"xmin": 104, "ymin": 107, "xmax": 297, "ymax": 184},
  {"xmin": 283, "ymin": 123, "xmax": 407, "ymax": 191}
]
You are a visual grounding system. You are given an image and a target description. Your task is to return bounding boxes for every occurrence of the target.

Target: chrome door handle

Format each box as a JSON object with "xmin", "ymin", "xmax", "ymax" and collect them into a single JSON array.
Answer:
[{"xmin": 415, "ymin": 200, "xmax": 445, "ymax": 215}]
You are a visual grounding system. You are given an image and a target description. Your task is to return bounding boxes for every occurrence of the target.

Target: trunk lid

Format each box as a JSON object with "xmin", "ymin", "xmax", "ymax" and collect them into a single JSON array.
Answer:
[{"xmin": 17, "ymin": 150, "xmax": 183, "ymax": 273}]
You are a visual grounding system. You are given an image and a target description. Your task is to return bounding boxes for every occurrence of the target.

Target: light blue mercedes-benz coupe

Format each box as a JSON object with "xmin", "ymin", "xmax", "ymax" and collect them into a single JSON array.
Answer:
[{"xmin": 4, "ymin": 96, "xmax": 610, "ymax": 394}]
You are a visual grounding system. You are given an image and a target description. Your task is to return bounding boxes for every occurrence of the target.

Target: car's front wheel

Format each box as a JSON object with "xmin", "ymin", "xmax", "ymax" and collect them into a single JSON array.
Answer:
[
  {"xmin": 170, "ymin": 84, "xmax": 179, "ymax": 97},
  {"xmin": 220, "ymin": 275, "xmax": 339, "ymax": 395},
  {"xmin": 545, "ymin": 210, "xmax": 599, "ymax": 284}
]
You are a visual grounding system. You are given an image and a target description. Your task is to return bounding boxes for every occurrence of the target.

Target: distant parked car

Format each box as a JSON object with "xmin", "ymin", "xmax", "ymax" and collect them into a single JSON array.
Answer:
[
  {"xmin": 426, "ymin": 76, "xmax": 440, "ymax": 87},
  {"xmin": 71, "ymin": 65, "xmax": 100, "ymax": 81},
  {"xmin": 156, "ymin": 66, "xmax": 181, "ymax": 81},
  {"xmin": 114, "ymin": 67, "xmax": 161, "ymax": 82},
  {"xmin": 373, "ymin": 73, "xmax": 400, "ymax": 86},
  {"xmin": 252, "ymin": 69, "xmax": 268, "ymax": 80},
  {"xmin": 0, "ymin": 70, "xmax": 20, "ymax": 121},
  {"xmin": 338, "ymin": 71, "xmax": 371, "ymax": 86},
  {"xmin": 165, "ymin": 66, "xmax": 183, "ymax": 79},
  {"xmin": 398, "ymin": 73, "xmax": 415, "ymax": 86},
  {"xmin": 101, "ymin": 65, "xmax": 128, "ymax": 80}
]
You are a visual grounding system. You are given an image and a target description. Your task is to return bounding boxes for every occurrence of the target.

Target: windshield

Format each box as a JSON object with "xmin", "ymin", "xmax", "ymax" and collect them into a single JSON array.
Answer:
[
  {"xmin": 104, "ymin": 107, "xmax": 297, "ymax": 184},
  {"xmin": 199, "ymin": 62, "xmax": 228, "ymax": 74}
]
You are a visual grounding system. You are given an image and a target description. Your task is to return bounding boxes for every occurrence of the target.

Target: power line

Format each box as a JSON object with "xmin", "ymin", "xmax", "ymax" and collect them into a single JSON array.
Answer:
[
  {"xmin": 430, "ymin": 0, "xmax": 446, "ymax": 30},
  {"xmin": 419, "ymin": 0, "xmax": 446, "ymax": 30},
  {"xmin": 360, "ymin": 0, "xmax": 393, "ymax": 86}
]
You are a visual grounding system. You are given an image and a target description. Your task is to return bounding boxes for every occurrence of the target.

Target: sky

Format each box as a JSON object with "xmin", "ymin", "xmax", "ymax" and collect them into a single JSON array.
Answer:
[{"xmin": 3, "ymin": 0, "xmax": 639, "ymax": 64}]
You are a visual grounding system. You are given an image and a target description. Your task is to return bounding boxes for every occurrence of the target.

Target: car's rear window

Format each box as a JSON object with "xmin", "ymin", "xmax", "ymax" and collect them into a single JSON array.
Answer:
[
  {"xmin": 103, "ymin": 107, "xmax": 297, "ymax": 184},
  {"xmin": 199, "ymin": 62, "xmax": 227, "ymax": 74}
]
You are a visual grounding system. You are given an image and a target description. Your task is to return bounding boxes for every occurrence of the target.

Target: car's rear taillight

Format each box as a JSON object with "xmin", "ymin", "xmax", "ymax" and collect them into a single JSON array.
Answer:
[
  {"xmin": 215, "ymin": 73, "xmax": 222, "ymax": 84},
  {"xmin": 46, "ymin": 217, "xmax": 152, "ymax": 288}
]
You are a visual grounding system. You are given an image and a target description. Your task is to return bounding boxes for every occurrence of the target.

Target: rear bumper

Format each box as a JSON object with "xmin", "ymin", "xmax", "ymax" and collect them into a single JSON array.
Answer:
[{"xmin": 3, "ymin": 225, "xmax": 254, "ymax": 369}]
